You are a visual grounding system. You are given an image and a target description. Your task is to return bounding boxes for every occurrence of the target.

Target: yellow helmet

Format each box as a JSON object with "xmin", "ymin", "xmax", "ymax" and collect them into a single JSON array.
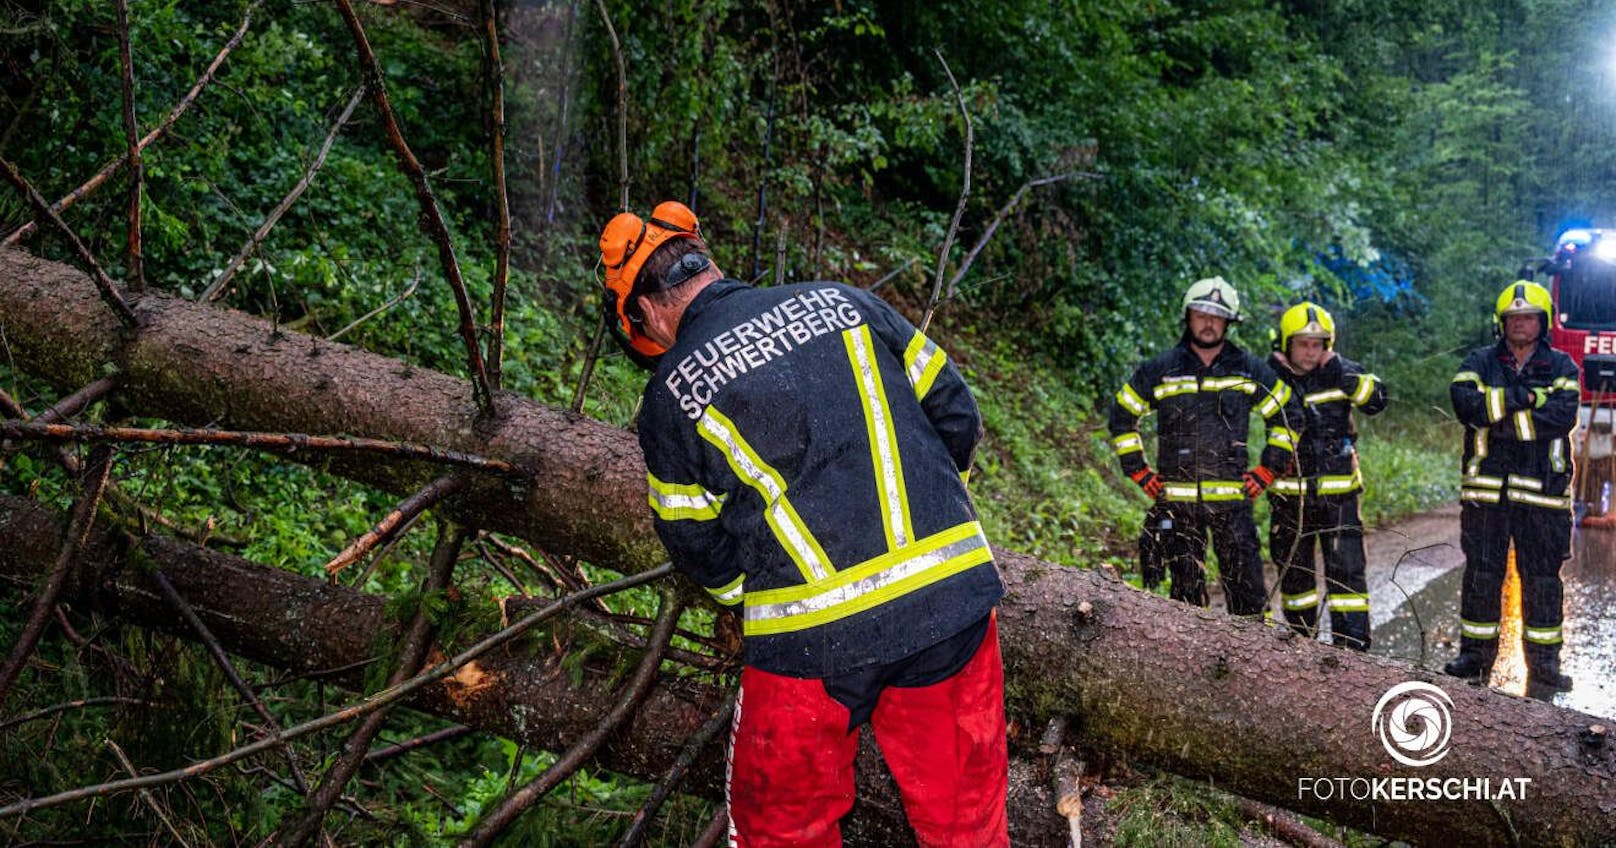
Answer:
[
  {"xmin": 1493, "ymin": 280, "xmax": 1552, "ymax": 334},
  {"xmin": 1278, "ymin": 301, "xmax": 1336, "ymax": 352}
]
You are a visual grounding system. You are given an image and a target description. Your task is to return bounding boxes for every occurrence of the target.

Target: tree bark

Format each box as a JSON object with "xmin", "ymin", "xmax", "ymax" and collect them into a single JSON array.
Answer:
[{"xmin": 2, "ymin": 248, "xmax": 1614, "ymax": 846}]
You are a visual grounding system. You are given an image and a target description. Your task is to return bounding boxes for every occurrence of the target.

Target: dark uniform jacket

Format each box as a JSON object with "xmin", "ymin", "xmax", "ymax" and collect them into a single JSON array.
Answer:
[
  {"xmin": 1265, "ymin": 353, "xmax": 1388, "ymax": 498},
  {"xmin": 1451, "ymin": 339, "xmax": 1581, "ymax": 510},
  {"xmin": 638, "ymin": 279, "xmax": 1003, "ymax": 679},
  {"xmin": 1108, "ymin": 337, "xmax": 1301, "ymax": 508}
]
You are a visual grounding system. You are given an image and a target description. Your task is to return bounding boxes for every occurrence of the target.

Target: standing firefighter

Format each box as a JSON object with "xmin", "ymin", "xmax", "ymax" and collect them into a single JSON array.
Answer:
[
  {"xmin": 1445, "ymin": 280, "xmax": 1579, "ymax": 697},
  {"xmin": 1109, "ymin": 277, "xmax": 1301, "ymax": 615},
  {"xmin": 601, "ymin": 201, "xmax": 1008, "ymax": 847},
  {"xmin": 1266, "ymin": 302, "xmax": 1388, "ymax": 650}
]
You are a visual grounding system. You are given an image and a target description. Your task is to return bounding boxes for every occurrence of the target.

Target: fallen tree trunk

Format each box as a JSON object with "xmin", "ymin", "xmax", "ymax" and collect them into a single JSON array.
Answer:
[{"xmin": 2, "ymin": 248, "xmax": 1614, "ymax": 846}]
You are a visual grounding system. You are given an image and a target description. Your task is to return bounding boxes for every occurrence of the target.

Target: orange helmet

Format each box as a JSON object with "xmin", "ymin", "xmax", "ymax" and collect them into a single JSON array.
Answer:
[{"xmin": 599, "ymin": 201, "xmax": 703, "ymax": 359}]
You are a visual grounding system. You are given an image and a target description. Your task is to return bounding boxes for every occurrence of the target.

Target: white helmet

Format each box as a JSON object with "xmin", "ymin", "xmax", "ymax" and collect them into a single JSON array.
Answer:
[{"xmin": 1182, "ymin": 276, "xmax": 1242, "ymax": 322}]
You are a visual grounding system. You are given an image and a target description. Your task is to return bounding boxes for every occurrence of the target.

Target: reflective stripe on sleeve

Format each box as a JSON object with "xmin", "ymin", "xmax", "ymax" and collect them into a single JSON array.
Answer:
[
  {"xmin": 1112, "ymin": 431, "xmax": 1145, "ymax": 456},
  {"xmin": 742, "ymin": 521, "xmax": 992, "ymax": 636},
  {"xmin": 1267, "ymin": 426, "xmax": 1298, "ymax": 452},
  {"xmin": 1486, "ymin": 387, "xmax": 1506, "ymax": 423},
  {"xmin": 647, "ymin": 472, "xmax": 725, "ymax": 521},
  {"xmin": 706, "ymin": 574, "xmax": 745, "ymax": 606},
  {"xmin": 1452, "ymin": 371, "xmax": 1483, "ymax": 387},
  {"xmin": 903, "ymin": 331, "xmax": 947, "ymax": 401},
  {"xmin": 1305, "ymin": 388, "xmax": 1349, "ymax": 404},
  {"xmin": 1514, "ymin": 409, "xmax": 1535, "ymax": 441},
  {"xmin": 1116, "ymin": 383, "xmax": 1150, "ymax": 416},
  {"xmin": 1351, "ymin": 374, "xmax": 1380, "ymax": 406}
]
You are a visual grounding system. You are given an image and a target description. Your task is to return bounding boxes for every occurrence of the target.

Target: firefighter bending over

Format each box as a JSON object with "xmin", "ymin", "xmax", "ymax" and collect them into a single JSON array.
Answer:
[
  {"xmin": 601, "ymin": 201, "xmax": 1008, "ymax": 847},
  {"xmin": 1445, "ymin": 280, "xmax": 1579, "ymax": 698},
  {"xmin": 1109, "ymin": 277, "xmax": 1301, "ymax": 615},
  {"xmin": 1266, "ymin": 302, "xmax": 1388, "ymax": 650}
]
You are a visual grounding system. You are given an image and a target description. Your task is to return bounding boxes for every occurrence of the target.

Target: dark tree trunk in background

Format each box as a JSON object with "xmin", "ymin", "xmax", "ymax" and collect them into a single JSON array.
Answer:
[{"xmin": 2, "ymin": 248, "xmax": 1614, "ymax": 846}]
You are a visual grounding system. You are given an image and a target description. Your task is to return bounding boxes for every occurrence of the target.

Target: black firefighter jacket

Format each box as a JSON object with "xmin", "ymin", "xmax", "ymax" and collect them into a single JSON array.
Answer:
[
  {"xmin": 1451, "ymin": 338, "xmax": 1581, "ymax": 511},
  {"xmin": 637, "ymin": 279, "xmax": 1004, "ymax": 679},
  {"xmin": 1264, "ymin": 352, "xmax": 1388, "ymax": 498},
  {"xmin": 1108, "ymin": 338, "xmax": 1302, "ymax": 508}
]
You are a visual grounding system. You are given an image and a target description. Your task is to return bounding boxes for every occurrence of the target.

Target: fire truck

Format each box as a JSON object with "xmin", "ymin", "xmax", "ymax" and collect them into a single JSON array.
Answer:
[{"xmin": 1520, "ymin": 228, "xmax": 1616, "ymax": 522}]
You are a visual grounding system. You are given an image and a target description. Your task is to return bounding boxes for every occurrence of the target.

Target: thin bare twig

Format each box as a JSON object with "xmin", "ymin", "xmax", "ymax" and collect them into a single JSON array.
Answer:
[
  {"xmin": 0, "ymin": 421, "xmax": 519, "ymax": 476},
  {"xmin": 35, "ymin": 377, "xmax": 119, "ymax": 425},
  {"xmin": 691, "ymin": 807, "xmax": 730, "ymax": 848},
  {"xmin": 546, "ymin": 0, "xmax": 579, "ymax": 224},
  {"xmin": 330, "ymin": 0, "xmax": 493, "ymax": 414},
  {"xmin": 460, "ymin": 585, "xmax": 684, "ymax": 846},
  {"xmin": 3, "ymin": 0, "xmax": 261, "ymax": 248},
  {"xmin": 482, "ymin": 0, "xmax": 512, "ymax": 391},
  {"xmin": 275, "ymin": 525, "xmax": 468, "ymax": 846},
  {"xmin": 0, "ymin": 446, "xmax": 115, "ymax": 711},
  {"xmin": 114, "ymin": 0, "xmax": 145, "ymax": 292},
  {"xmin": 0, "ymin": 697, "xmax": 145, "ymax": 733},
  {"xmin": 199, "ymin": 86, "xmax": 366, "ymax": 303},
  {"xmin": 327, "ymin": 267, "xmax": 422, "ymax": 341},
  {"xmin": 362, "ymin": 725, "xmax": 473, "ymax": 764},
  {"xmin": 945, "ymin": 171, "xmax": 1096, "ymax": 298},
  {"xmin": 325, "ymin": 474, "xmax": 470, "ymax": 579},
  {"xmin": 615, "ymin": 691, "xmax": 736, "ymax": 848},
  {"xmin": 921, "ymin": 49, "xmax": 971, "ymax": 335},
  {"xmin": 0, "ymin": 158, "xmax": 139, "ymax": 328},
  {"xmin": 571, "ymin": 311, "xmax": 610, "ymax": 414},
  {"xmin": 594, "ymin": 0, "xmax": 628, "ymax": 210},
  {"xmin": 0, "ymin": 563, "xmax": 674, "ymax": 820},
  {"xmin": 750, "ymin": 51, "xmax": 780, "ymax": 281},
  {"xmin": 151, "ymin": 569, "xmax": 312, "ymax": 795},
  {"xmin": 105, "ymin": 739, "xmax": 192, "ymax": 848}
]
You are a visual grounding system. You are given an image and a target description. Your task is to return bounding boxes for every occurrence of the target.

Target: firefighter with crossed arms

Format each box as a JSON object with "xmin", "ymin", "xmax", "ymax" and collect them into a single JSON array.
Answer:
[
  {"xmin": 599, "ymin": 201, "xmax": 1008, "ymax": 847},
  {"xmin": 1445, "ymin": 280, "xmax": 1579, "ymax": 697},
  {"xmin": 1109, "ymin": 276, "xmax": 1301, "ymax": 616},
  {"xmin": 1265, "ymin": 302, "xmax": 1388, "ymax": 650}
]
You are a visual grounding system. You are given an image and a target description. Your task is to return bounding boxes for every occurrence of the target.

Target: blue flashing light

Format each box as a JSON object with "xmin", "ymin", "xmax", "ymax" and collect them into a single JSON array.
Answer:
[{"xmin": 1558, "ymin": 228, "xmax": 1596, "ymax": 248}]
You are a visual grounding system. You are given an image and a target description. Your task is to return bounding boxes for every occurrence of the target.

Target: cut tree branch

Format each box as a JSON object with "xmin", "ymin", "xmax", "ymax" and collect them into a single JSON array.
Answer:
[
  {"xmin": 114, "ymin": 0, "xmax": 145, "ymax": 292},
  {"xmin": 482, "ymin": 0, "xmax": 512, "ymax": 391},
  {"xmin": 325, "ymin": 474, "xmax": 470, "ymax": 579},
  {"xmin": 0, "ymin": 161, "xmax": 139, "ymax": 328},
  {"xmin": 921, "ymin": 50, "xmax": 971, "ymax": 335}
]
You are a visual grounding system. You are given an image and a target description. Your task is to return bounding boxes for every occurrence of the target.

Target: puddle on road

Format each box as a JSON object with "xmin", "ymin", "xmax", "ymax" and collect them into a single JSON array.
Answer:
[{"xmin": 1371, "ymin": 525, "xmax": 1616, "ymax": 719}]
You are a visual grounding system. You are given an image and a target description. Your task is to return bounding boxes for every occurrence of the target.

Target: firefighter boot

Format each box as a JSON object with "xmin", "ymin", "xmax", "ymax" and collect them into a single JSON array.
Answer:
[
  {"xmin": 1524, "ymin": 642, "xmax": 1573, "ymax": 699},
  {"xmin": 1442, "ymin": 639, "xmax": 1497, "ymax": 681}
]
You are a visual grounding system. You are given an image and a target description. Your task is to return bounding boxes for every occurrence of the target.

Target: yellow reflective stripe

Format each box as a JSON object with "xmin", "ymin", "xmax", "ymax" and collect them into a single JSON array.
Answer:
[
  {"xmin": 1202, "ymin": 376, "xmax": 1256, "ymax": 394},
  {"xmin": 1524, "ymin": 626, "xmax": 1563, "ymax": 645},
  {"xmin": 1486, "ymin": 387, "xmax": 1506, "ymax": 423},
  {"xmin": 707, "ymin": 574, "xmax": 745, "ymax": 606},
  {"xmin": 903, "ymin": 331, "xmax": 947, "ymax": 400},
  {"xmin": 1466, "ymin": 429, "xmax": 1489, "ymax": 477},
  {"xmin": 1507, "ymin": 490, "xmax": 1571, "ymax": 510},
  {"xmin": 1268, "ymin": 426, "xmax": 1298, "ymax": 451},
  {"xmin": 1256, "ymin": 382, "xmax": 1292, "ymax": 418},
  {"xmin": 1461, "ymin": 619, "xmax": 1500, "ymax": 639},
  {"xmin": 1508, "ymin": 474, "xmax": 1544, "ymax": 491},
  {"xmin": 1117, "ymin": 383, "xmax": 1150, "ymax": 416},
  {"xmin": 1317, "ymin": 470, "xmax": 1363, "ymax": 493},
  {"xmin": 742, "ymin": 522, "xmax": 991, "ymax": 635},
  {"xmin": 1153, "ymin": 378, "xmax": 1199, "ymax": 400},
  {"xmin": 1452, "ymin": 371, "xmax": 1482, "ymax": 385},
  {"xmin": 1351, "ymin": 374, "xmax": 1379, "ymax": 406},
  {"xmin": 1271, "ymin": 478, "xmax": 1306, "ymax": 494},
  {"xmin": 1514, "ymin": 409, "xmax": 1535, "ymax": 441},
  {"xmin": 1462, "ymin": 474, "xmax": 1504, "ymax": 489},
  {"xmin": 647, "ymin": 473, "xmax": 725, "ymax": 521},
  {"xmin": 1551, "ymin": 438, "xmax": 1567, "ymax": 473},
  {"xmin": 1283, "ymin": 591, "xmax": 1319, "ymax": 610},
  {"xmin": 1461, "ymin": 489, "xmax": 1502, "ymax": 504},
  {"xmin": 1112, "ymin": 431, "xmax": 1145, "ymax": 455},
  {"xmin": 1162, "ymin": 480, "xmax": 1246, "ymax": 501},
  {"xmin": 698, "ymin": 407, "xmax": 833, "ymax": 582},
  {"xmin": 1305, "ymin": 388, "xmax": 1349, "ymax": 404},
  {"xmin": 1553, "ymin": 377, "xmax": 1580, "ymax": 391},
  {"xmin": 1328, "ymin": 593, "xmax": 1370, "ymax": 612},
  {"xmin": 959, "ymin": 468, "xmax": 971, "ymax": 487},
  {"xmin": 847, "ymin": 326, "xmax": 913, "ymax": 549}
]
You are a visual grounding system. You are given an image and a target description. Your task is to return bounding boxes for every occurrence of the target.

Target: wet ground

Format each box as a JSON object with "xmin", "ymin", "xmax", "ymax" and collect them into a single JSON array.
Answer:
[{"xmin": 1346, "ymin": 504, "xmax": 1616, "ymax": 717}]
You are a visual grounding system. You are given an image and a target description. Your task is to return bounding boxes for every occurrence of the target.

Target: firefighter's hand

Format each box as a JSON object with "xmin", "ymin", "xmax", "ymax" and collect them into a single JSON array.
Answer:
[
  {"xmin": 1129, "ymin": 468, "xmax": 1164, "ymax": 499},
  {"xmin": 1242, "ymin": 466, "xmax": 1277, "ymax": 499},
  {"xmin": 1532, "ymin": 386, "xmax": 1552, "ymax": 408}
]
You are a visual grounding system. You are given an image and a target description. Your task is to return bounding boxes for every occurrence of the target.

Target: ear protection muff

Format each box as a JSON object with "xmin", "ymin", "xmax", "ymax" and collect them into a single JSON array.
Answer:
[{"xmin": 598, "ymin": 201, "xmax": 703, "ymax": 364}]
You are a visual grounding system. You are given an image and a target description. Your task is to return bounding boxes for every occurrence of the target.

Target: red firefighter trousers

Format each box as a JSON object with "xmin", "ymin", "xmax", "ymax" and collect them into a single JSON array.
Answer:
[{"xmin": 725, "ymin": 615, "xmax": 1009, "ymax": 847}]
